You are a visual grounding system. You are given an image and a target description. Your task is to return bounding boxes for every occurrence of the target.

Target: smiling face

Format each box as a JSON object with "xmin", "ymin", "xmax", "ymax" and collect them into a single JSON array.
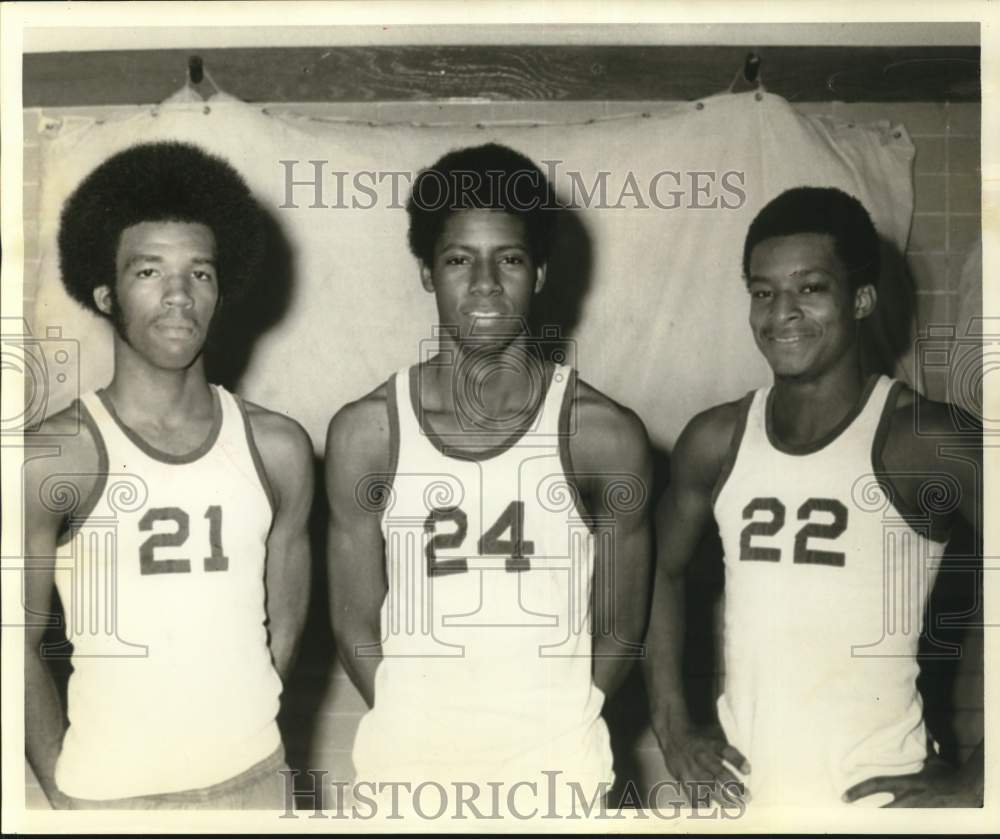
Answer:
[
  {"xmin": 420, "ymin": 209, "xmax": 546, "ymax": 345},
  {"xmin": 747, "ymin": 232, "xmax": 876, "ymax": 382},
  {"xmin": 94, "ymin": 220, "xmax": 219, "ymax": 371}
]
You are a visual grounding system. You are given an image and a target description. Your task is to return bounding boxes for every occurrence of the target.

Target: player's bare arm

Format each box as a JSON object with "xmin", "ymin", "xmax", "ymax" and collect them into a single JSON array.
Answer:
[
  {"xmin": 245, "ymin": 404, "xmax": 314, "ymax": 681},
  {"xmin": 325, "ymin": 386, "xmax": 391, "ymax": 708},
  {"xmin": 644, "ymin": 400, "xmax": 750, "ymax": 802},
  {"xmin": 568, "ymin": 380, "xmax": 654, "ymax": 700},
  {"xmin": 881, "ymin": 391, "xmax": 983, "ymax": 547},
  {"xmin": 23, "ymin": 406, "xmax": 102, "ymax": 809},
  {"xmin": 844, "ymin": 390, "xmax": 984, "ymax": 807}
]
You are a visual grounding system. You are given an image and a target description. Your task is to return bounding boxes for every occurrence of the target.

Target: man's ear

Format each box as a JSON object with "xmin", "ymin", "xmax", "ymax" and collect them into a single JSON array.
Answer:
[
  {"xmin": 420, "ymin": 262, "xmax": 434, "ymax": 293},
  {"xmin": 534, "ymin": 264, "xmax": 547, "ymax": 294},
  {"xmin": 853, "ymin": 284, "xmax": 877, "ymax": 319},
  {"xmin": 93, "ymin": 284, "xmax": 114, "ymax": 316}
]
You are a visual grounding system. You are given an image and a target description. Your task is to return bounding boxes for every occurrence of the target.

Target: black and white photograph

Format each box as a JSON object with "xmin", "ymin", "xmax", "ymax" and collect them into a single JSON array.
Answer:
[{"xmin": 1, "ymin": 1, "xmax": 994, "ymax": 832}]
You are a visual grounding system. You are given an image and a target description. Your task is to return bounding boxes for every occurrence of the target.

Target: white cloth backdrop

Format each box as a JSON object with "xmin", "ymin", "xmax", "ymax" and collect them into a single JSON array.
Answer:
[{"xmin": 32, "ymin": 92, "xmax": 916, "ymax": 451}]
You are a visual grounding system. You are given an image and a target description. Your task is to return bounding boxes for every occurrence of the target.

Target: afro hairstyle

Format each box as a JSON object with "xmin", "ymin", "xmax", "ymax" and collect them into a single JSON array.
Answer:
[
  {"xmin": 742, "ymin": 186, "xmax": 881, "ymax": 292},
  {"xmin": 406, "ymin": 143, "xmax": 558, "ymax": 267},
  {"xmin": 57, "ymin": 141, "xmax": 265, "ymax": 315}
]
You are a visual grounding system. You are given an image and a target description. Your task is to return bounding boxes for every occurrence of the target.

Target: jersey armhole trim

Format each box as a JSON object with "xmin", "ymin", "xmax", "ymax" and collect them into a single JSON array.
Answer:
[
  {"xmin": 710, "ymin": 392, "xmax": 754, "ymax": 510},
  {"xmin": 558, "ymin": 369, "xmax": 597, "ymax": 533},
  {"xmin": 871, "ymin": 382, "xmax": 951, "ymax": 545},
  {"xmin": 96, "ymin": 386, "xmax": 223, "ymax": 464},
  {"xmin": 56, "ymin": 399, "xmax": 110, "ymax": 547},
  {"xmin": 383, "ymin": 372, "xmax": 401, "ymax": 511},
  {"xmin": 235, "ymin": 396, "xmax": 278, "ymax": 519}
]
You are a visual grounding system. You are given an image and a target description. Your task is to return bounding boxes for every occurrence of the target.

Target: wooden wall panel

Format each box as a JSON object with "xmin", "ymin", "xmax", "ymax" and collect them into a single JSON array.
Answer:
[{"xmin": 23, "ymin": 46, "xmax": 980, "ymax": 106}]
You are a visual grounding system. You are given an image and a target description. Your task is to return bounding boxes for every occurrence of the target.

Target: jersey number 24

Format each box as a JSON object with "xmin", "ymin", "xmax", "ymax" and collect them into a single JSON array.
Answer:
[{"xmin": 425, "ymin": 500, "xmax": 533, "ymax": 576}]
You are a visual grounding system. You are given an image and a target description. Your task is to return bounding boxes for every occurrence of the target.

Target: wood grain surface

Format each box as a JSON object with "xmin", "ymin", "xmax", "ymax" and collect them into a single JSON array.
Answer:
[{"xmin": 23, "ymin": 45, "xmax": 980, "ymax": 106}]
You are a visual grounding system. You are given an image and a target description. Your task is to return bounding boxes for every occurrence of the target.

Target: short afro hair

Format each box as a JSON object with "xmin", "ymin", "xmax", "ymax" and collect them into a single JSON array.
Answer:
[
  {"xmin": 58, "ymin": 141, "xmax": 265, "ymax": 315},
  {"xmin": 406, "ymin": 143, "xmax": 557, "ymax": 266},
  {"xmin": 742, "ymin": 186, "xmax": 881, "ymax": 291}
]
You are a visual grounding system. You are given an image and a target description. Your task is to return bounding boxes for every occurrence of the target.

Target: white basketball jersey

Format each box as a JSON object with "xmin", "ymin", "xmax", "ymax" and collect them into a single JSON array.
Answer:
[
  {"xmin": 52, "ymin": 386, "xmax": 283, "ymax": 799},
  {"xmin": 713, "ymin": 375, "xmax": 947, "ymax": 806},
  {"xmin": 352, "ymin": 364, "xmax": 613, "ymax": 794}
]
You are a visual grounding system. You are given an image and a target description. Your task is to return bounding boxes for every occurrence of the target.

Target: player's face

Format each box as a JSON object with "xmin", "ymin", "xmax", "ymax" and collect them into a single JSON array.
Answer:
[
  {"xmin": 420, "ymin": 209, "xmax": 546, "ymax": 343},
  {"xmin": 747, "ymin": 232, "xmax": 875, "ymax": 381},
  {"xmin": 95, "ymin": 221, "xmax": 219, "ymax": 370}
]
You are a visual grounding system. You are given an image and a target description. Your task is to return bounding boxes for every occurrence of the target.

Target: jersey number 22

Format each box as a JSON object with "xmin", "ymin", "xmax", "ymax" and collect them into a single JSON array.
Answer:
[{"xmin": 740, "ymin": 497, "xmax": 848, "ymax": 566}]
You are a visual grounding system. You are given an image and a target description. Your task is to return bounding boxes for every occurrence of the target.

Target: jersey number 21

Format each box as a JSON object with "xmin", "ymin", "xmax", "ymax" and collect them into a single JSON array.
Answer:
[{"xmin": 137, "ymin": 506, "xmax": 229, "ymax": 575}]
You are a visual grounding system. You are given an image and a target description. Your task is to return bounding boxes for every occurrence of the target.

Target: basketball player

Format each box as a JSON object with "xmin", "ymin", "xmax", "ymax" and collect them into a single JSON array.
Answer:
[
  {"xmin": 24, "ymin": 143, "xmax": 313, "ymax": 809},
  {"xmin": 326, "ymin": 143, "xmax": 653, "ymax": 812},
  {"xmin": 644, "ymin": 186, "xmax": 984, "ymax": 808}
]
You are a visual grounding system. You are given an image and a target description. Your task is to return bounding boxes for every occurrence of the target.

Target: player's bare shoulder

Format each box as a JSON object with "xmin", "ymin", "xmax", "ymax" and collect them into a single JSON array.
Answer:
[
  {"xmin": 881, "ymin": 383, "xmax": 982, "ymax": 471},
  {"xmin": 325, "ymin": 381, "xmax": 393, "ymax": 482},
  {"xmin": 24, "ymin": 401, "xmax": 104, "ymax": 523},
  {"xmin": 242, "ymin": 400, "xmax": 313, "ymax": 465},
  {"xmin": 569, "ymin": 377, "xmax": 651, "ymax": 477},
  {"xmin": 240, "ymin": 400, "xmax": 314, "ymax": 510},
  {"xmin": 680, "ymin": 399, "xmax": 746, "ymax": 454},
  {"xmin": 672, "ymin": 397, "xmax": 748, "ymax": 492}
]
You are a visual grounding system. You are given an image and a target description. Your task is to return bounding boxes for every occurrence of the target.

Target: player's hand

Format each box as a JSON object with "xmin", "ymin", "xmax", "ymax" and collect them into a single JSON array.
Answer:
[
  {"xmin": 661, "ymin": 723, "xmax": 750, "ymax": 807},
  {"xmin": 842, "ymin": 754, "xmax": 983, "ymax": 807},
  {"xmin": 46, "ymin": 788, "xmax": 73, "ymax": 810}
]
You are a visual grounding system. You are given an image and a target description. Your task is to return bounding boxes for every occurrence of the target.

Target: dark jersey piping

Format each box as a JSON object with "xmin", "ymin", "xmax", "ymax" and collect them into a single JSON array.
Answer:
[
  {"xmin": 235, "ymin": 395, "xmax": 278, "ymax": 520},
  {"xmin": 56, "ymin": 399, "xmax": 110, "ymax": 547},
  {"xmin": 407, "ymin": 361, "xmax": 555, "ymax": 462},
  {"xmin": 95, "ymin": 386, "xmax": 223, "ymax": 465},
  {"xmin": 871, "ymin": 382, "xmax": 951, "ymax": 545},
  {"xmin": 710, "ymin": 391, "xmax": 755, "ymax": 509},
  {"xmin": 765, "ymin": 373, "xmax": 880, "ymax": 456},
  {"xmin": 557, "ymin": 368, "xmax": 596, "ymax": 533},
  {"xmin": 382, "ymin": 374, "xmax": 401, "ymax": 513}
]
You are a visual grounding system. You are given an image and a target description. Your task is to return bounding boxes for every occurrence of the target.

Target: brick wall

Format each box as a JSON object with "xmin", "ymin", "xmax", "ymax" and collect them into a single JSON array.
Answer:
[{"xmin": 22, "ymin": 100, "xmax": 982, "ymax": 805}]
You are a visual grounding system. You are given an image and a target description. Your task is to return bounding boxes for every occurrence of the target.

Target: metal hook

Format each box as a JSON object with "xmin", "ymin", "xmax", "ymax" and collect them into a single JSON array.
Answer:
[
  {"xmin": 188, "ymin": 55, "xmax": 204, "ymax": 85},
  {"xmin": 187, "ymin": 55, "xmax": 225, "ymax": 100}
]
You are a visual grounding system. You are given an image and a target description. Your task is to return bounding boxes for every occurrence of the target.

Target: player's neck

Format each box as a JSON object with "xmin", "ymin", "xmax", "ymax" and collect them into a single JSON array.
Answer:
[
  {"xmin": 429, "ymin": 336, "xmax": 548, "ymax": 423},
  {"xmin": 105, "ymin": 345, "xmax": 214, "ymax": 430},
  {"xmin": 769, "ymin": 362, "xmax": 869, "ymax": 447}
]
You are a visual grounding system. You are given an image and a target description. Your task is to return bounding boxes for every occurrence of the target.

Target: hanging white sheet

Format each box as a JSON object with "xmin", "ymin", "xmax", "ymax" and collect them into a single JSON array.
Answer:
[{"xmin": 31, "ymin": 92, "xmax": 917, "ymax": 450}]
